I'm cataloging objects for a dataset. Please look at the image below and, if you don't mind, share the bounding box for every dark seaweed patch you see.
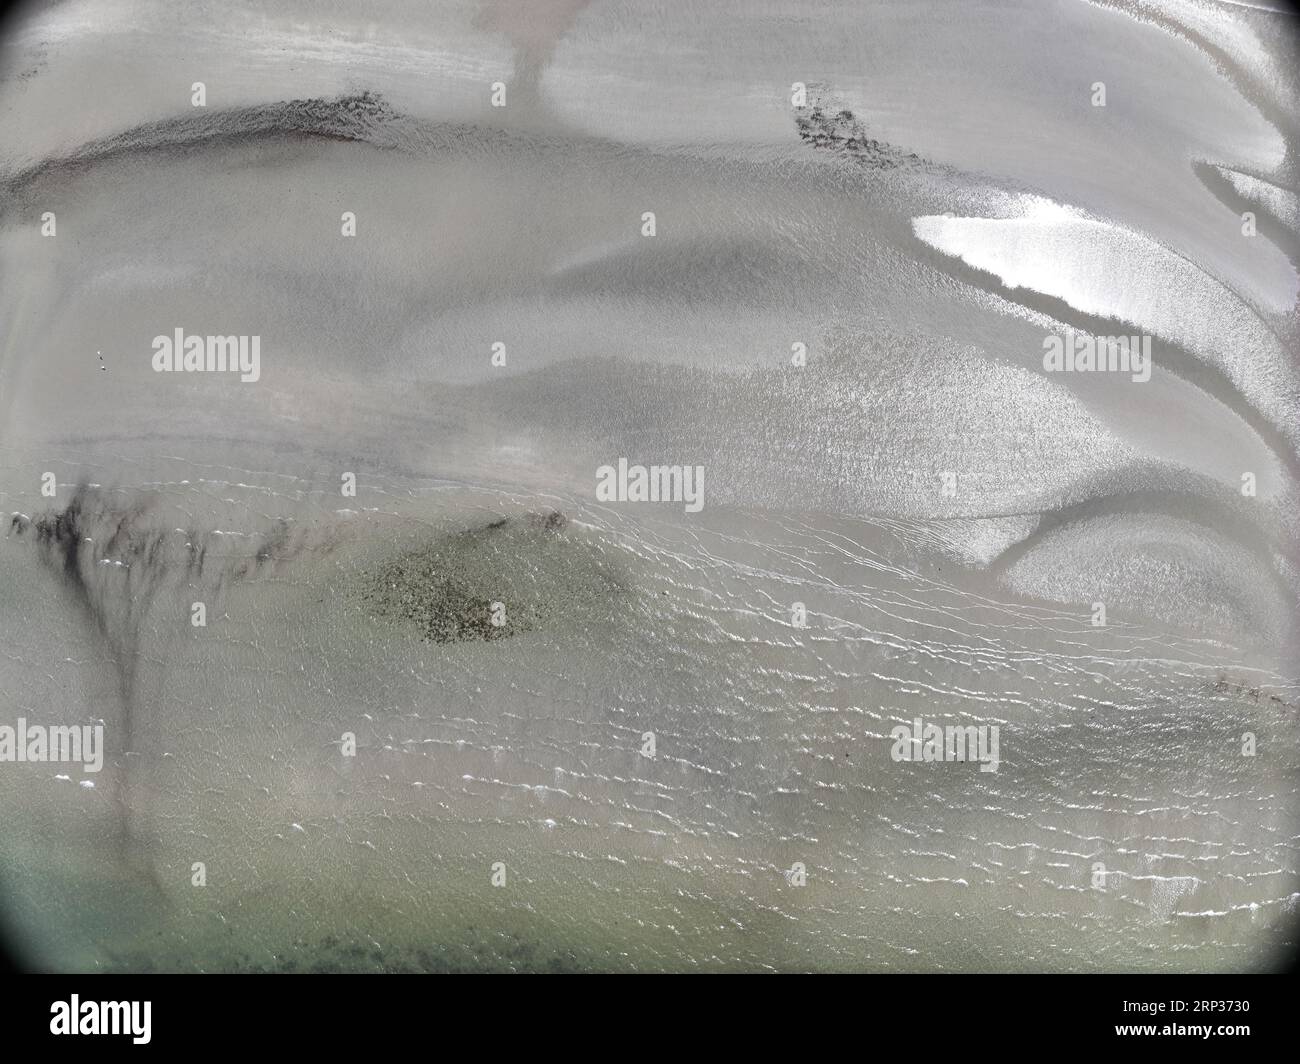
[0,91,402,212]
[358,509,625,646]
[795,90,923,171]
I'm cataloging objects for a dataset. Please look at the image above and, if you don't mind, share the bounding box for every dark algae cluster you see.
[795,90,924,171]
[359,509,628,645]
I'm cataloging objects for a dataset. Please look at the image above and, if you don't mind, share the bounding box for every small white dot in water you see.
[79,780,95,789]
[291,822,305,832]
[54,774,71,782]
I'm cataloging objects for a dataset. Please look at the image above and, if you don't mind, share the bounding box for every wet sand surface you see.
[0,0,1297,971]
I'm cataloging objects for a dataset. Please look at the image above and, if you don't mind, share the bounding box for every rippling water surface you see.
[0,0,1297,971]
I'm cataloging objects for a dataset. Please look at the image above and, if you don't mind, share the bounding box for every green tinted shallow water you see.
[0,475,1294,972]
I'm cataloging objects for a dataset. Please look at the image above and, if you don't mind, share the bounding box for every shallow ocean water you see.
[0,0,1297,971]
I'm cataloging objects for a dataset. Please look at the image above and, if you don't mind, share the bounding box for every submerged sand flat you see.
[0,0,1296,971]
